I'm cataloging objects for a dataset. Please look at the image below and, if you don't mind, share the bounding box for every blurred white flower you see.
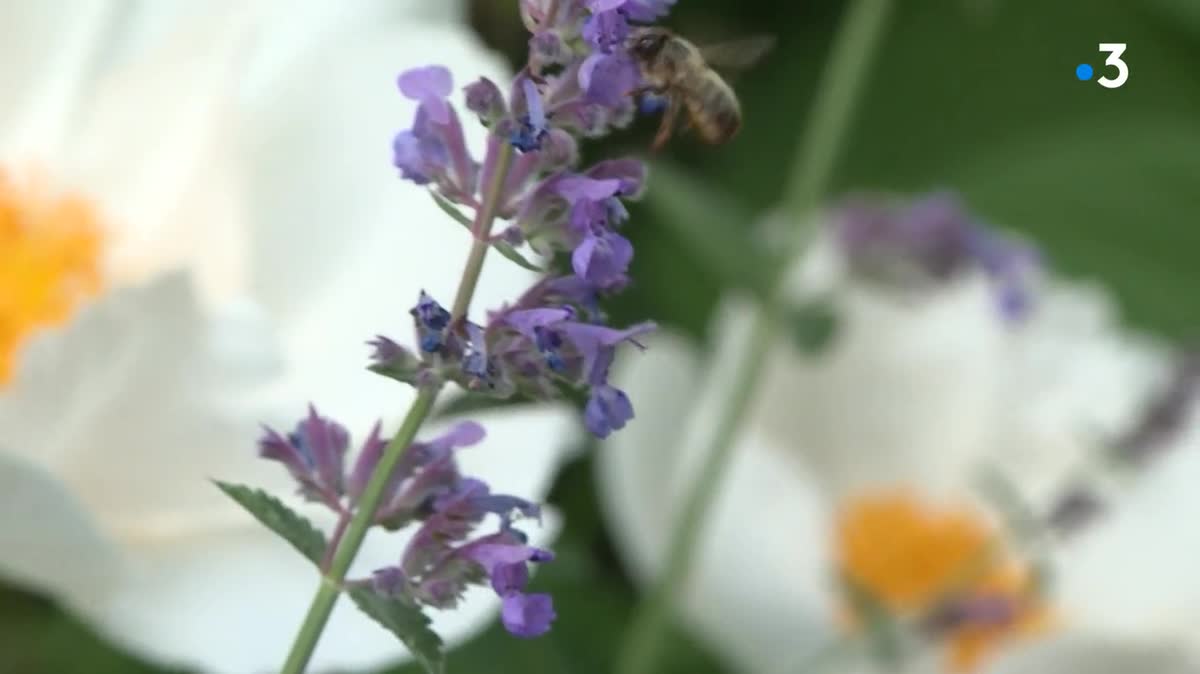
[0,2,574,673]
[598,217,1200,674]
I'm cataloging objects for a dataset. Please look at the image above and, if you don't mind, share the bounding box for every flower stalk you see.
[278,145,514,674]
[614,1,895,673]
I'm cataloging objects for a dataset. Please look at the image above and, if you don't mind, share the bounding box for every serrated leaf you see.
[214,481,326,565]
[431,191,548,272]
[349,587,445,674]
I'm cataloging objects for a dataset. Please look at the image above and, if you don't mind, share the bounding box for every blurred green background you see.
[3,0,1198,672]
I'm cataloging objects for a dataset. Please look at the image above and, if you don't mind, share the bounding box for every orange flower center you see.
[835,489,1052,673]
[0,169,106,385]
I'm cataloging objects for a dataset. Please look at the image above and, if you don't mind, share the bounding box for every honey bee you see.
[626,27,774,152]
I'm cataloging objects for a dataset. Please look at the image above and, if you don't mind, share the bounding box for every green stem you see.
[455,143,514,320]
[279,141,516,674]
[614,2,892,673]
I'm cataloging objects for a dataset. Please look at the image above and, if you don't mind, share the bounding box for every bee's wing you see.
[699,35,776,71]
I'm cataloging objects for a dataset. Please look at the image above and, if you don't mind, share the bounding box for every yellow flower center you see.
[0,169,105,385]
[835,489,1052,673]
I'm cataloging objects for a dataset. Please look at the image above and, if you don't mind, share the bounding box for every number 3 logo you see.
[1097,43,1129,88]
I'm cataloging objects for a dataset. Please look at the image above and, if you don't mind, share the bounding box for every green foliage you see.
[349,588,446,674]
[214,481,327,565]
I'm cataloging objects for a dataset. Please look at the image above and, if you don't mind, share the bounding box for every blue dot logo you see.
[1075,63,1094,81]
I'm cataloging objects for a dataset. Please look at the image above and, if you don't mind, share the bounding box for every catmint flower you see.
[257,406,351,507]
[369,475,555,637]
[579,52,642,107]
[509,79,550,152]
[464,77,507,126]
[583,9,630,53]
[412,290,452,353]
[530,31,572,74]
[597,0,679,22]
[393,66,478,201]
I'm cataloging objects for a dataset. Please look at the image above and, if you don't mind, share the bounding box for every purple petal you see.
[295,405,350,496]
[347,421,386,503]
[588,0,627,10]
[501,593,556,638]
[579,53,641,108]
[572,231,633,288]
[583,9,629,53]
[584,384,634,438]
[398,65,454,99]
[556,175,622,202]
[505,307,574,338]
[587,159,646,198]
[491,562,530,595]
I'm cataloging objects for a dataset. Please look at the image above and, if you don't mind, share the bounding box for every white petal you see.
[239,0,469,104]
[756,233,1169,508]
[0,2,117,157]
[757,256,1010,499]
[242,22,522,434]
[1055,421,1200,650]
[983,633,1200,674]
[0,450,122,605]
[981,281,1169,508]
[599,299,837,674]
[0,273,288,535]
[68,5,258,302]
[77,510,562,674]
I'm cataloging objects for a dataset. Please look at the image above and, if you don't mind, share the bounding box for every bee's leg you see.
[651,97,681,153]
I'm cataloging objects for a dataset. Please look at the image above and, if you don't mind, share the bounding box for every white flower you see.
[598,224,1200,674]
[0,3,574,673]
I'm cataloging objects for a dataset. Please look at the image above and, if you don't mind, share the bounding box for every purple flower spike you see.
[502,593,556,638]
[398,65,454,124]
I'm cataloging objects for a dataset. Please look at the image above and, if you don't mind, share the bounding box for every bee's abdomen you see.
[684,73,741,144]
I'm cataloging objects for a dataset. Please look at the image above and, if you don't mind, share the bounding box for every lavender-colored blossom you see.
[584,384,634,437]
[573,228,633,288]
[464,77,506,125]
[529,31,572,73]
[583,9,629,53]
[412,290,452,352]
[398,65,454,124]
[509,79,550,152]
[258,407,370,508]
[502,592,556,638]
[579,53,642,107]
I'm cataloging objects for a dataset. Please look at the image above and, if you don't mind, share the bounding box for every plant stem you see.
[454,143,513,319]
[614,2,893,673]
[279,141,516,674]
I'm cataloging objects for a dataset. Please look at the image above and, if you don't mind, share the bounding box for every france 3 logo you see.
[1075,43,1128,88]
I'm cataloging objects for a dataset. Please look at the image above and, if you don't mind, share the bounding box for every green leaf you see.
[430,191,473,227]
[491,239,549,272]
[787,299,840,355]
[214,481,326,565]
[349,587,445,674]
[643,160,775,298]
[431,191,548,272]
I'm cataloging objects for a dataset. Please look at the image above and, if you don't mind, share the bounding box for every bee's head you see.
[626,27,670,62]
